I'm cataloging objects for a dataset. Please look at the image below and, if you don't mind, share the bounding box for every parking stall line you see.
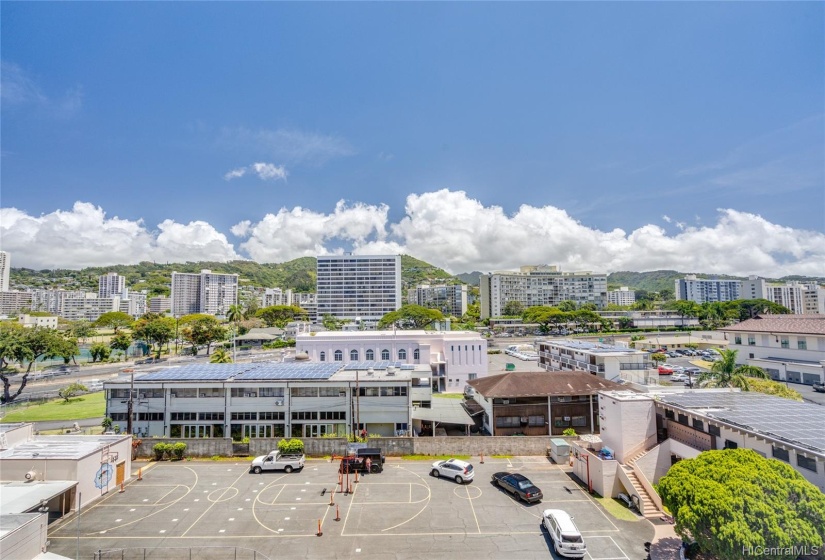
[181,469,248,537]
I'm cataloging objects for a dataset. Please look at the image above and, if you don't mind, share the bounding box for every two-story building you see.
[537,339,651,383]
[720,315,825,385]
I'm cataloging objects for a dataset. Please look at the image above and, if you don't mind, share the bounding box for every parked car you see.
[669,372,689,382]
[250,451,305,474]
[542,509,586,558]
[658,364,674,374]
[491,472,543,503]
[431,458,474,484]
[684,367,701,375]
[812,382,825,393]
[666,351,680,358]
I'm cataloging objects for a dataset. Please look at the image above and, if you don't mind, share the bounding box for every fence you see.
[94,548,271,560]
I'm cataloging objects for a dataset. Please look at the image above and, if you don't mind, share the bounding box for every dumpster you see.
[505,362,516,371]
[549,438,571,464]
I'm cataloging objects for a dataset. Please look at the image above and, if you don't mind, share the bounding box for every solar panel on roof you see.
[343,361,403,370]
[234,362,342,380]
[136,363,257,381]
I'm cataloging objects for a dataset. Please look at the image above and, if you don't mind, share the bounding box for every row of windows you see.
[291,387,346,398]
[359,387,408,397]
[231,411,285,421]
[496,415,547,428]
[319,349,420,362]
[735,335,807,350]
[231,388,285,398]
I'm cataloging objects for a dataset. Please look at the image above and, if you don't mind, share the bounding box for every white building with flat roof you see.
[480,266,608,319]
[171,270,238,317]
[0,251,10,292]
[537,339,651,384]
[409,284,468,318]
[607,286,635,306]
[675,275,741,304]
[98,272,125,299]
[296,330,488,393]
[316,255,401,326]
[0,291,32,315]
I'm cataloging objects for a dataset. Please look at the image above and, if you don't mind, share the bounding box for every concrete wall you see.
[137,436,561,458]
[0,513,47,559]
[1,423,34,448]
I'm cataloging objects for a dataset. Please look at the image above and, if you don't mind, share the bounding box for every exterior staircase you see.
[622,450,663,519]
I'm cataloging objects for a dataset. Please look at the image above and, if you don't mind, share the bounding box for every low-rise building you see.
[17,314,58,329]
[537,339,650,383]
[720,314,825,385]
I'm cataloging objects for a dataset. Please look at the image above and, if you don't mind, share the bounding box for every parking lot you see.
[48,457,654,560]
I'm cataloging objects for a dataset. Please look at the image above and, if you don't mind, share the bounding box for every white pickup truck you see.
[250,451,305,474]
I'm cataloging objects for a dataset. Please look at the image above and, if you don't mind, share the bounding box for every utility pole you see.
[355,368,360,437]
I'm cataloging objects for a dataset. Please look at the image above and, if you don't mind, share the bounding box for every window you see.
[395,422,408,431]
[319,387,345,397]
[496,416,520,428]
[171,388,197,398]
[231,388,257,397]
[678,414,689,425]
[571,416,586,427]
[334,350,343,362]
[291,411,318,420]
[772,447,790,462]
[350,350,359,361]
[664,409,675,420]
[138,388,164,399]
[259,387,284,398]
[199,388,224,398]
[199,412,224,421]
[359,387,380,397]
[171,412,196,421]
[780,338,789,349]
[138,412,164,421]
[798,338,807,350]
[320,352,326,362]
[380,386,408,397]
[797,455,817,472]
[319,411,346,420]
[291,387,318,398]
[734,335,742,345]
[692,419,704,432]
[398,349,407,360]
[231,412,257,421]
[724,440,738,450]
[110,389,130,399]
[528,415,546,427]
[366,349,375,360]
[747,336,756,346]
[259,411,284,421]
[110,413,130,422]
[468,373,477,380]
[553,417,570,428]
[413,349,420,360]
[708,425,721,437]
[381,349,390,360]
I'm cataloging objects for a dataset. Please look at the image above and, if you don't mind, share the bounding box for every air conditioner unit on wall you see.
[274,400,284,406]
[502,400,510,405]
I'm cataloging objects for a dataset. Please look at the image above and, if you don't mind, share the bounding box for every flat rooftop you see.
[0,481,78,515]
[0,423,29,434]
[540,339,644,355]
[656,392,825,455]
[0,435,128,460]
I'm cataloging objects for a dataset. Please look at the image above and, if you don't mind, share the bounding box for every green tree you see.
[109,331,132,358]
[131,313,175,359]
[93,311,134,333]
[572,309,602,332]
[523,306,570,334]
[58,382,88,402]
[0,326,74,403]
[69,320,95,343]
[322,314,345,331]
[650,353,667,365]
[180,316,226,356]
[89,342,111,362]
[658,449,825,560]
[256,305,307,328]
[617,316,634,329]
[734,299,790,321]
[697,349,768,390]
[377,305,444,330]
[101,417,113,430]
[502,300,524,316]
[209,347,232,363]
[557,300,577,312]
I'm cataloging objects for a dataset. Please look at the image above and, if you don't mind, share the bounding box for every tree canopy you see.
[697,349,769,390]
[93,311,134,332]
[256,305,307,328]
[0,324,76,402]
[658,449,825,560]
[377,305,444,330]
[131,313,175,358]
[180,315,226,355]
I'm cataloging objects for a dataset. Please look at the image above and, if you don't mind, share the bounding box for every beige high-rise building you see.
[0,251,10,292]
[171,270,238,317]
[98,272,126,298]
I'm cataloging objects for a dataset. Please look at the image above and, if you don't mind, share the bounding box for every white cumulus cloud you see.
[0,202,239,269]
[224,162,287,181]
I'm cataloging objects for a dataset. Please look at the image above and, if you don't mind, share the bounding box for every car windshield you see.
[561,534,583,543]
[518,481,533,489]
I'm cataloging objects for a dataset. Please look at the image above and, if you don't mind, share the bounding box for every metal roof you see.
[0,435,128,460]
[234,363,342,380]
[412,398,475,426]
[541,339,642,355]
[656,392,825,455]
[0,481,78,515]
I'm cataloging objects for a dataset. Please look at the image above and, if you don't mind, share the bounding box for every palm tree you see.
[209,348,232,363]
[696,349,768,390]
[226,304,243,362]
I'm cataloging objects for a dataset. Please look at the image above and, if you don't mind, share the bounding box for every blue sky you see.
[1,2,823,276]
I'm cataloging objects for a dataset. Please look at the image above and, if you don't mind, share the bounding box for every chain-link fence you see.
[94,547,271,560]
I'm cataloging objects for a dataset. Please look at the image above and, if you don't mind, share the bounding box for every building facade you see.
[537,339,650,384]
[104,361,429,439]
[149,296,172,314]
[98,272,126,299]
[607,286,636,306]
[296,330,487,394]
[409,284,468,318]
[480,266,608,319]
[171,270,238,317]
[675,275,742,304]
[743,276,824,314]
[315,255,401,326]
[18,314,58,329]
[0,251,9,292]
[0,291,32,316]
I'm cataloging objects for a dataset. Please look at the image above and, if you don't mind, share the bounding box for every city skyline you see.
[1,2,823,275]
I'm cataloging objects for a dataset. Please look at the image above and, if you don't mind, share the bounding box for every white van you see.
[542,509,586,558]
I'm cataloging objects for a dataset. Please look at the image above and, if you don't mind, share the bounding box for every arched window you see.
[398,349,407,360]
[381,349,390,360]
[350,349,359,361]
[366,349,375,361]
[334,350,343,362]
[319,351,326,362]
[413,349,420,360]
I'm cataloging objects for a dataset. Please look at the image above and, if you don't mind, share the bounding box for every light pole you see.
[174,315,179,357]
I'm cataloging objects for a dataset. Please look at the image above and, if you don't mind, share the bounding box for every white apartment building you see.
[720,315,825,385]
[98,272,126,298]
[316,255,401,326]
[675,275,742,304]
[409,284,468,318]
[607,286,636,306]
[537,339,651,384]
[119,289,147,318]
[296,330,488,394]
[0,291,32,315]
[149,296,172,314]
[104,361,430,438]
[479,266,608,319]
[59,294,121,322]
[171,269,238,317]
[18,314,58,329]
[260,289,317,321]
[29,289,86,315]
[0,251,10,292]
[743,276,824,314]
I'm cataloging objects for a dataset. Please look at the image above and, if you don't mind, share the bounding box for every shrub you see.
[562,428,578,437]
[277,438,304,454]
[101,417,113,430]
[153,442,169,461]
[171,442,186,460]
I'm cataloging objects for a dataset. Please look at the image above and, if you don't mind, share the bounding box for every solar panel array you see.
[660,392,825,453]
[343,361,403,370]
[137,364,255,381]
[234,362,342,380]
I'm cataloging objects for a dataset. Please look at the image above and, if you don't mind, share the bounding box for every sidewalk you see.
[648,518,683,560]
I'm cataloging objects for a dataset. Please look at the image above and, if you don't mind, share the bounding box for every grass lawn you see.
[433,393,464,399]
[1,392,105,422]
[593,495,642,522]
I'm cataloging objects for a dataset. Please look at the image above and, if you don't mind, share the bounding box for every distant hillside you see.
[606,271,682,293]
[456,271,482,286]
[9,254,461,297]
